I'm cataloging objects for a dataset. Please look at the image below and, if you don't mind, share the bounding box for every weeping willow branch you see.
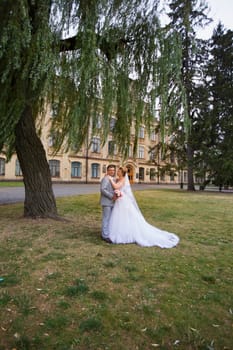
[59,32,129,63]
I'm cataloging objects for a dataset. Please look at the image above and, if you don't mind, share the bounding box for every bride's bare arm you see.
[108,176,124,189]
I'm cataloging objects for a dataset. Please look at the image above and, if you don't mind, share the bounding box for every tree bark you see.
[186,142,195,191]
[15,105,58,218]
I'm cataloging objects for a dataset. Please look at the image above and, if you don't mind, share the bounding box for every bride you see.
[107,166,179,248]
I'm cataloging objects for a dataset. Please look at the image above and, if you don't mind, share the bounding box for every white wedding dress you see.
[108,175,179,248]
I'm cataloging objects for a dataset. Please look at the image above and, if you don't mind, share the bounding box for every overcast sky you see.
[198,0,233,39]
[159,0,233,39]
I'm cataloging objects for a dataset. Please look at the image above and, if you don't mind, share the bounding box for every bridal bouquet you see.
[114,189,123,198]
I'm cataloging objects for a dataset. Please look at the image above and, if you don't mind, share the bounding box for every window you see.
[149,150,155,161]
[91,137,101,153]
[0,158,5,175]
[71,162,82,177]
[139,126,145,139]
[170,171,175,181]
[109,118,116,131]
[170,151,175,164]
[92,115,102,129]
[138,146,144,159]
[15,159,23,176]
[128,144,133,158]
[48,136,54,147]
[91,163,100,178]
[160,172,165,181]
[108,141,117,155]
[150,130,156,141]
[71,143,82,153]
[183,171,187,183]
[96,115,102,129]
[49,160,60,177]
[150,168,156,180]
[139,167,144,181]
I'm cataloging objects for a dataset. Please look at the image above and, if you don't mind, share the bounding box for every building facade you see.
[0,108,186,184]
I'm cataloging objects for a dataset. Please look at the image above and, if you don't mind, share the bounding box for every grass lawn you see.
[0,181,24,187]
[0,189,232,350]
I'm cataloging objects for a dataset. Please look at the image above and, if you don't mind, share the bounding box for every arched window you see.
[71,162,82,177]
[15,159,23,176]
[0,158,5,176]
[91,163,100,178]
[49,160,60,177]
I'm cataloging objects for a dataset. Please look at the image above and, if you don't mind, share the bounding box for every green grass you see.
[0,181,24,187]
[0,189,232,350]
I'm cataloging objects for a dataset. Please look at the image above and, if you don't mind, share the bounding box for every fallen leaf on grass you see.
[190,327,198,332]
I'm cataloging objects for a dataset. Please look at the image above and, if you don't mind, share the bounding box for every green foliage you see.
[79,317,102,332]
[90,290,108,301]
[44,315,69,330]
[0,0,55,158]
[13,293,34,316]
[0,0,185,160]
[186,24,233,188]
[162,0,213,189]
[0,291,11,306]
[166,0,212,128]
[14,335,31,350]
[207,24,233,186]
[64,278,89,297]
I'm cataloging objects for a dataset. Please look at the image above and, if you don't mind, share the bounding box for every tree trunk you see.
[186,142,195,191]
[15,105,58,218]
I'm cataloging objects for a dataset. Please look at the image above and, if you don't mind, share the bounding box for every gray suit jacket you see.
[100,176,115,206]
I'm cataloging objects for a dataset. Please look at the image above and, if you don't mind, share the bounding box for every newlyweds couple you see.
[100,164,179,248]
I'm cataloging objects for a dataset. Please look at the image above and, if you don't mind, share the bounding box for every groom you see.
[100,164,117,243]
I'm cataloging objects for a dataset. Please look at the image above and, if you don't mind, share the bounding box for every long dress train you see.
[108,175,179,248]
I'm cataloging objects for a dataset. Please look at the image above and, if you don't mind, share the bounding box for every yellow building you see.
[0,107,184,184]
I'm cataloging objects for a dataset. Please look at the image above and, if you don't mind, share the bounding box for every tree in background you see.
[205,24,233,188]
[166,0,212,190]
[0,0,183,218]
[185,23,233,190]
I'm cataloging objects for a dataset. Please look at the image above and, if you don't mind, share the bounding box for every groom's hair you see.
[107,164,115,170]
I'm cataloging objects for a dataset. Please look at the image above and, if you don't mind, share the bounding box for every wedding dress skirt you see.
[108,190,179,248]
